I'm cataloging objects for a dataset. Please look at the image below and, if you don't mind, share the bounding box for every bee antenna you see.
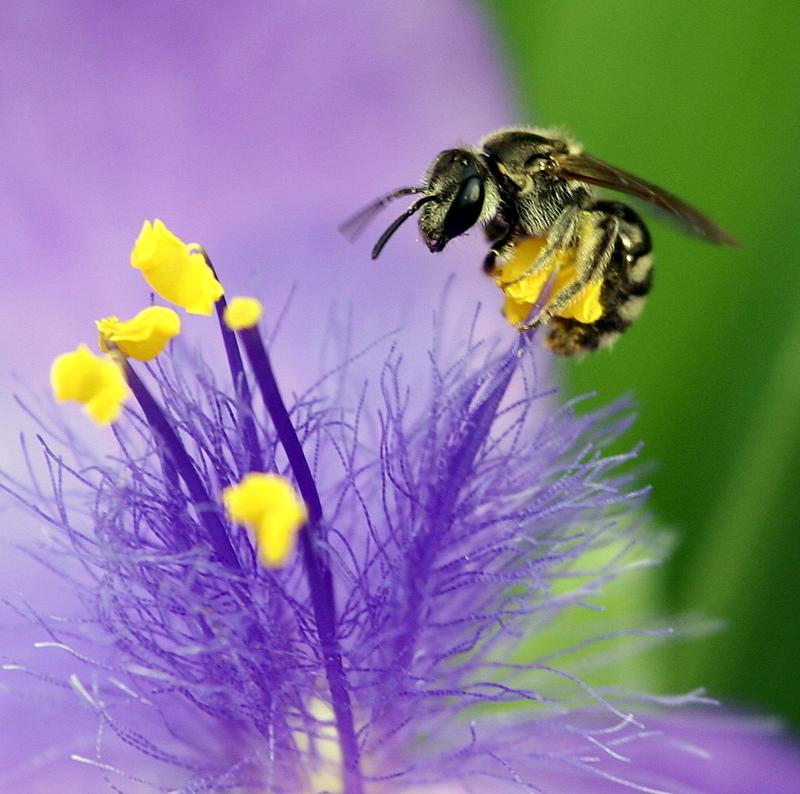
[339,186,423,241]
[371,195,439,260]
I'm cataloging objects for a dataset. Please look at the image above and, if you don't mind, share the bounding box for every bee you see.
[341,127,735,355]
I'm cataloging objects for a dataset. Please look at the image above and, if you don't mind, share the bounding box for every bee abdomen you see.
[546,204,653,356]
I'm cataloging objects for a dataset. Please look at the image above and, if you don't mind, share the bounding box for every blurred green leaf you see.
[485,0,800,728]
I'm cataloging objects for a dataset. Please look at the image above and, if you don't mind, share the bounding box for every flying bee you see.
[341,127,736,355]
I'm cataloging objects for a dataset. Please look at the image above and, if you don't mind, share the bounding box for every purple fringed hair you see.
[2,288,718,792]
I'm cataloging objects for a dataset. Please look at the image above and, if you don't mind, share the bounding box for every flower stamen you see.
[96,305,181,361]
[50,344,130,425]
[223,472,307,568]
[130,219,223,315]
[203,255,262,472]
[231,310,363,793]
[120,358,242,572]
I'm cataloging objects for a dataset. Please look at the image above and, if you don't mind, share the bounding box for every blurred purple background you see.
[0,0,513,402]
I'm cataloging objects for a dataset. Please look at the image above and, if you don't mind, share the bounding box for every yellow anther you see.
[223,297,263,330]
[222,473,307,568]
[97,306,181,361]
[50,344,129,425]
[130,219,223,316]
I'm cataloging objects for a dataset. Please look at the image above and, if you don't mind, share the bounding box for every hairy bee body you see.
[343,127,733,355]
[545,201,653,355]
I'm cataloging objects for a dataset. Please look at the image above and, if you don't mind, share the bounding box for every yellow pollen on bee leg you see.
[495,238,603,326]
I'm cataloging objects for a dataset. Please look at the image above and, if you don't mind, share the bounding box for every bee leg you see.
[483,222,519,274]
[484,214,509,243]
[519,212,619,330]
[504,205,582,287]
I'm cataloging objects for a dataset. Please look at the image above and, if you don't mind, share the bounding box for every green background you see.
[485,1,800,731]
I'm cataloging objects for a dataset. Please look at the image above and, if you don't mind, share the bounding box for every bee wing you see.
[553,152,737,246]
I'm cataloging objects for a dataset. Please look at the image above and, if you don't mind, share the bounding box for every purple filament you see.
[204,254,262,473]
[122,359,241,572]
[238,324,363,793]
[121,354,287,732]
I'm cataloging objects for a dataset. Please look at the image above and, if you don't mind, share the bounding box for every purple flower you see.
[4,245,800,791]
[0,275,666,790]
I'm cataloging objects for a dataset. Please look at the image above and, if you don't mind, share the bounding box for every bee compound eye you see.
[442,174,485,239]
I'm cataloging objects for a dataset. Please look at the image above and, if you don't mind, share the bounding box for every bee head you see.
[418,150,487,253]
[352,149,493,260]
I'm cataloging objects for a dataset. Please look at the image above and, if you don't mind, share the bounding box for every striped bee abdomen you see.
[546,201,653,356]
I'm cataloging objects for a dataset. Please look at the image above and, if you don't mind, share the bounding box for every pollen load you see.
[495,208,653,357]
[496,238,602,326]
